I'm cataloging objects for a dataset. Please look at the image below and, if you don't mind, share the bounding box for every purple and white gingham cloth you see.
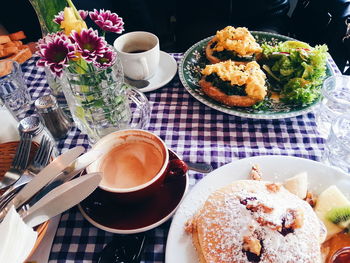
[20,53,336,262]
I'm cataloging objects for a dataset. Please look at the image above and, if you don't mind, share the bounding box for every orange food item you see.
[0,35,11,45]
[0,31,32,63]
[9,31,26,41]
[19,44,29,50]
[0,60,12,77]
[8,47,32,64]
[3,46,18,56]
[4,41,23,48]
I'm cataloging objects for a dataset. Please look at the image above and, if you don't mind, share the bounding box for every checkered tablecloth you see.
[20,53,339,263]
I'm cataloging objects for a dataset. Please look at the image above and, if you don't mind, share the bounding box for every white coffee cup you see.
[113,31,160,80]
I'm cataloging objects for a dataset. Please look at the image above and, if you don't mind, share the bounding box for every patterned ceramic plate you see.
[179,31,336,119]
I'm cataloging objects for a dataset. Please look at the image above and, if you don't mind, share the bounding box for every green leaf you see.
[29,0,67,34]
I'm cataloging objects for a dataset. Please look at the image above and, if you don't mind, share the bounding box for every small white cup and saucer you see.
[113,31,177,92]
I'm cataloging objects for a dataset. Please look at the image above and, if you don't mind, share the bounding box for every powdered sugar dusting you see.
[190,180,323,262]
[166,156,349,263]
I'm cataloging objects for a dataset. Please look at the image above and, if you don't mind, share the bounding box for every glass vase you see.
[62,57,150,143]
[28,0,66,36]
[44,67,72,121]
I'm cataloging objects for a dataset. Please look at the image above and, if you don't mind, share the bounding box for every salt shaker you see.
[18,115,58,157]
[35,95,71,140]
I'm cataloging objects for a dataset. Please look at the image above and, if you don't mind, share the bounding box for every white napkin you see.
[26,215,61,263]
[0,106,19,143]
[0,206,38,263]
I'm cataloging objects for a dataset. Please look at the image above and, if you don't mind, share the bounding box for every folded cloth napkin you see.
[0,106,19,143]
[0,206,37,263]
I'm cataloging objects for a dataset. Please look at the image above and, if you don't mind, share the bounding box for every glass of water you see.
[322,113,350,174]
[315,75,350,137]
[0,60,31,117]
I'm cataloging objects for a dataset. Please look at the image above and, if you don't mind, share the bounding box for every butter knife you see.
[0,146,85,220]
[28,150,103,205]
[21,172,102,228]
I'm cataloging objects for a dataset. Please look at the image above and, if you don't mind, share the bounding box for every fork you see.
[0,135,53,209]
[0,132,33,190]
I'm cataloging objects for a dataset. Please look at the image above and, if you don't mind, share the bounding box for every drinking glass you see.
[322,113,350,174]
[0,60,31,117]
[315,75,350,137]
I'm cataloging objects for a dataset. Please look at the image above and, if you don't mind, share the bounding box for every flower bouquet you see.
[35,0,139,142]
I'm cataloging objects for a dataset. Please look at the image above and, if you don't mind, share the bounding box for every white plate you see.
[139,51,177,92]
[165,155,349,263]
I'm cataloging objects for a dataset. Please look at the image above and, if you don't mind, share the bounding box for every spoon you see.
[98,234,146,263]
[124,76,150,89]
[186,161,213,173]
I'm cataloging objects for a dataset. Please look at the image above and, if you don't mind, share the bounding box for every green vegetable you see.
[262,41,328,106]
[212,50,254,62]
[281,78,319,105]
[205,73,246,96]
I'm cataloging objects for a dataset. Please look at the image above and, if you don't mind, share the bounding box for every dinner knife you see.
[28,150,103,205]
[21,172,102,228]
[0,146,85,220]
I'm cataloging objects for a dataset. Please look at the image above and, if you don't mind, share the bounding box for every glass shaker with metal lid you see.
[35,95,71,140]
[18,115,58,156]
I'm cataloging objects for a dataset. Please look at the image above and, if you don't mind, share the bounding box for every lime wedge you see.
[281,41,312,50]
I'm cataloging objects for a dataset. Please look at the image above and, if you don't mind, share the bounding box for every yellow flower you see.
[60,7,87,35]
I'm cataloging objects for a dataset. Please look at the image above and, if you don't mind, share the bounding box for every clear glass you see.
[329,246,350,263]
[0,60,31,118]
[61,57,150,143]
[28,0,66,36]
[322,113,350,174]
[44,67,72,121]
[315,75,350,137]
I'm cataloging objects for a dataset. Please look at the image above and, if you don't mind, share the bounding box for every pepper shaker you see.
[35,95,71,140]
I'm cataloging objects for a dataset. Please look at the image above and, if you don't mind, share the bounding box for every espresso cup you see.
[87,129,187,203]
[113,31,160,80]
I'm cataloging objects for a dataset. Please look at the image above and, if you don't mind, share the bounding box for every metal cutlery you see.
[124,76,150,89]
[0,135,53,209]
[0,132,32,190]
[98,234,147,263]
[28,150,103,205]
[0,146,85,220]
[21,172,102,228]
[186,161,213,173]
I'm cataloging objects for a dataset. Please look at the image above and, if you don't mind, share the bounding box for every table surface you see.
[20,53,340,263]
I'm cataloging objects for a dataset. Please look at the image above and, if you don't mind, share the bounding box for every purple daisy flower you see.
[53,10,88,25]
[37,32,65,48]
[36,34,76,77]
[53,11,64,25]
[70,28,108,62]
[89,9,124,33]
[93,48,117,69]
[78,10,89,20]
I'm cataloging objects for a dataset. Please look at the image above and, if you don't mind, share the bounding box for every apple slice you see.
[284,172,308,199]
[315,185,350,239]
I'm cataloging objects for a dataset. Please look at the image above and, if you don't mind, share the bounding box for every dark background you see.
[1,0,350,72]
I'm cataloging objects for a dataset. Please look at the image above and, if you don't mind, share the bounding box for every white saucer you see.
[139,51,177,93]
